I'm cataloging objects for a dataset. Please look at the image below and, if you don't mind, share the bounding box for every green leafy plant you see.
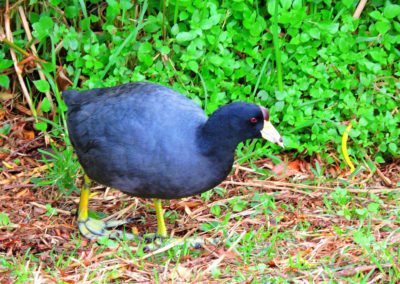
[0,212,10,226]
[45,204,58,217]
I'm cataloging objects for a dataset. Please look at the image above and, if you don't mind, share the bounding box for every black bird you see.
[63,82,283,239]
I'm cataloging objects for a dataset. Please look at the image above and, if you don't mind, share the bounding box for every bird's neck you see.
[197,119,240,158]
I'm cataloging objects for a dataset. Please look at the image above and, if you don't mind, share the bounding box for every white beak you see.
[261,121,284,148]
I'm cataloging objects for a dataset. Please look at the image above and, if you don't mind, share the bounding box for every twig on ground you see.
[222,180,399,194]
[335,263,394,277]
[365,154,393,187]
[103,201,138,221]
[30,202,72,215]
[4,0,36,118]
[232,164,265,175]
[375,166,393,187]
[222,180,316,196]
[353,0,368,19]
[140,238,191,260]
[18,6,54,112]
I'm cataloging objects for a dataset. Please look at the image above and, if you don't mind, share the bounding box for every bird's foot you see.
[141,233,167,250]
[78,217,138,240]
[184,236,221,249]
[143,232,167,242]
[142,235,221,252]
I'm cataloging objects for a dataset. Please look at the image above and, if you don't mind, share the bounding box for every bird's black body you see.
[64,82,265,199]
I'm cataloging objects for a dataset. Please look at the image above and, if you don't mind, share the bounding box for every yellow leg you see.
[77,175,137,240]
[78,175,91,221]
[154,199,167,237]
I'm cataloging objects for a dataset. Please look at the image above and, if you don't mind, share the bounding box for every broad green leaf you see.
[171,24,179,35]
[383,3,400,19]
[274,101,285,111]
[176,31,197,42]
[32,16,54,41]
[49,0,61,4]
[35,121,48,131]
[341,0,354,8]
[210,205,221,216]
[138,42,154,66]
[187,61,198,72]
[389,143,397,153]
[65,6,79,19]
[120,0,133,10]
[367,203,380,213]
[308,28,320,39]
[40,97,52,113]
[326,23,339,34]
[0,213,10,226]
[138,42,153,54]
[144,17,160,33]
[201,14,221,30]
[0,75,10,89]
[0,59,13,70]
[34,80,50,93]
[0,124,11,135]
[375,20,391,34]
[369,11,382,20]
[159,46,170,55]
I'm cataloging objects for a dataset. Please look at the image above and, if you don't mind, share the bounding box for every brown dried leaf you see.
[15,188,30,198]
[272,160,303,177]
[56,68,73,91]
[0,92,16,101]
[171,200,203,210]
[288,160,301,171]
[22,129,35,140]
[15,104,32,116]
[215,248,240,260]
[272,163,285,175]
[267,260,277,267]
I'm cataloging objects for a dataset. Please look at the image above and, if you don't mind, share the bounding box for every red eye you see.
[250,117,258,124]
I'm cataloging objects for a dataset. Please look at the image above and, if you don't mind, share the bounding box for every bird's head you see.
[205,102,284,148]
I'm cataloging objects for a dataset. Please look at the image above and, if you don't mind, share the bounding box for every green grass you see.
[1,0,399,282]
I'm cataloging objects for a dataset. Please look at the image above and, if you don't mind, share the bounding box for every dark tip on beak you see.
[260,106,269,121]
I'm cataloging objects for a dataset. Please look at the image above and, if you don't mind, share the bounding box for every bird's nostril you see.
[279,137,283,142]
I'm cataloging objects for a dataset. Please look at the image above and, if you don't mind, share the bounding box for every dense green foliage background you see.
[1,0,399,165]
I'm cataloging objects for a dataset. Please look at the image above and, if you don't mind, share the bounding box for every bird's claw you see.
[143,236,221,252]
[78,217,137,240]
[143,233,166,242]
[78,217,221,253]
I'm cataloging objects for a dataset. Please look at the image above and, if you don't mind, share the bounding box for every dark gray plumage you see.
[64,82,270,199]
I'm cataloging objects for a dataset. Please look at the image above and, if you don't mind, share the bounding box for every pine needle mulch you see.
[1,106,400,283]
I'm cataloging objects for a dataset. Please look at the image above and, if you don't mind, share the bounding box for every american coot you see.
[64,82,283,239]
